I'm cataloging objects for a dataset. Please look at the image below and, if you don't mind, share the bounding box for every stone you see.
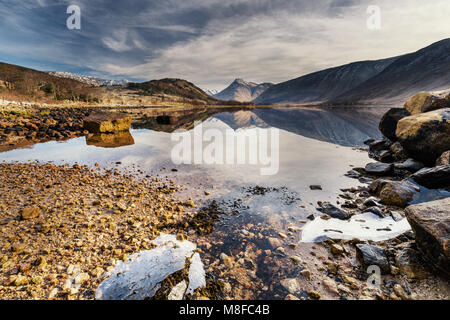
[184,200,195,208]
[20,206,40,220]
[390,142,408,160]
[394,158,424,172]
[316,202,351,220]
[322,277,339,295]
[285,294,300,300]
[393,284,409,300]
[278,232,288,239]
[369,140,390,152]
[83,112,132,133]
[330,244,344,256]
[378,180,418,208]
[379,108,410,141]
[307,290,321,299]
[290,256,303,265]
[436,150,450,166]
[395,243,431,279]
[280,278,300,294]
[369,179,389,195]
[396,108,450,165]
[267,237,283,249]
[410,165,450,188]
[326,261,339,274]
[390,211,405,222]
[355,244,390,274]
[309,185,322,190]
[365,162,393,176]
[363,197,380,207]
[405,198,450,276]
[168,280,187,300]
[404,91,449,115]
[300,269,311,280]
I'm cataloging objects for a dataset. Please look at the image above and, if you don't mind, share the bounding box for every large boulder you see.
[379,108,410,141]
[404,91,449,115]
[395,108,450,165]
[410,165,450,188]
[83,112,132,133]
[405,198,450,277]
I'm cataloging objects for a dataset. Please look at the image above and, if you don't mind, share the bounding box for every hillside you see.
[333,38,450,104]
[127,78,219,104]
[254,58,398,105]
[0,62,99,103]
[255,39,450,105]
[215,79,273,102]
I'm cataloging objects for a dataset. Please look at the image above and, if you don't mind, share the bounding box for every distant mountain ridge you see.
[47,71,129,87]
[255,38,450,105]
[214,79,273,102]
[333,38,450,104]
[127,78,219,103]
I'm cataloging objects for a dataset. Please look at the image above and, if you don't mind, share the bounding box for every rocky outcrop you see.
[379,108,410,141]
[404,91,449,115]
[411,165,450,188]
[395,108,450,165]
[83,112,132,133]
[405,198,450,277]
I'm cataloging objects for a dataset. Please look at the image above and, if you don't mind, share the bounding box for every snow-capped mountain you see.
[47,71,129,87]
[214,79,273,102]
[204,89,219,97]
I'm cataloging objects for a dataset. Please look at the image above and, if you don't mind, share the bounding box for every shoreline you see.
[0,161,448,300]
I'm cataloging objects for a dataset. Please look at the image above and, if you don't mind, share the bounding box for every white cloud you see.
[96,0,450,90]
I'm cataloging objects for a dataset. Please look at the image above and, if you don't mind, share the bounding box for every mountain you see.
[0,62,99,102]
[333,38,450,104]
[127,78,219,103]
[254,58,398,105]
[214,79,273,102]
[47,71,129,87]
[255,38,450,105]
[204,89,218,97]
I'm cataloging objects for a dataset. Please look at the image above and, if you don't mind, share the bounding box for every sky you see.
[0,0,449,91]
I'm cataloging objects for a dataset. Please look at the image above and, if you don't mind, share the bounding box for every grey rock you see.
[411,165,450,188]
[356,244,390,274]
[316,202,351,220]
[365,162,393,176]
[394,158,424,172]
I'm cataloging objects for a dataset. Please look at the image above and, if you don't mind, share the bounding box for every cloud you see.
[0,0,449,89]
